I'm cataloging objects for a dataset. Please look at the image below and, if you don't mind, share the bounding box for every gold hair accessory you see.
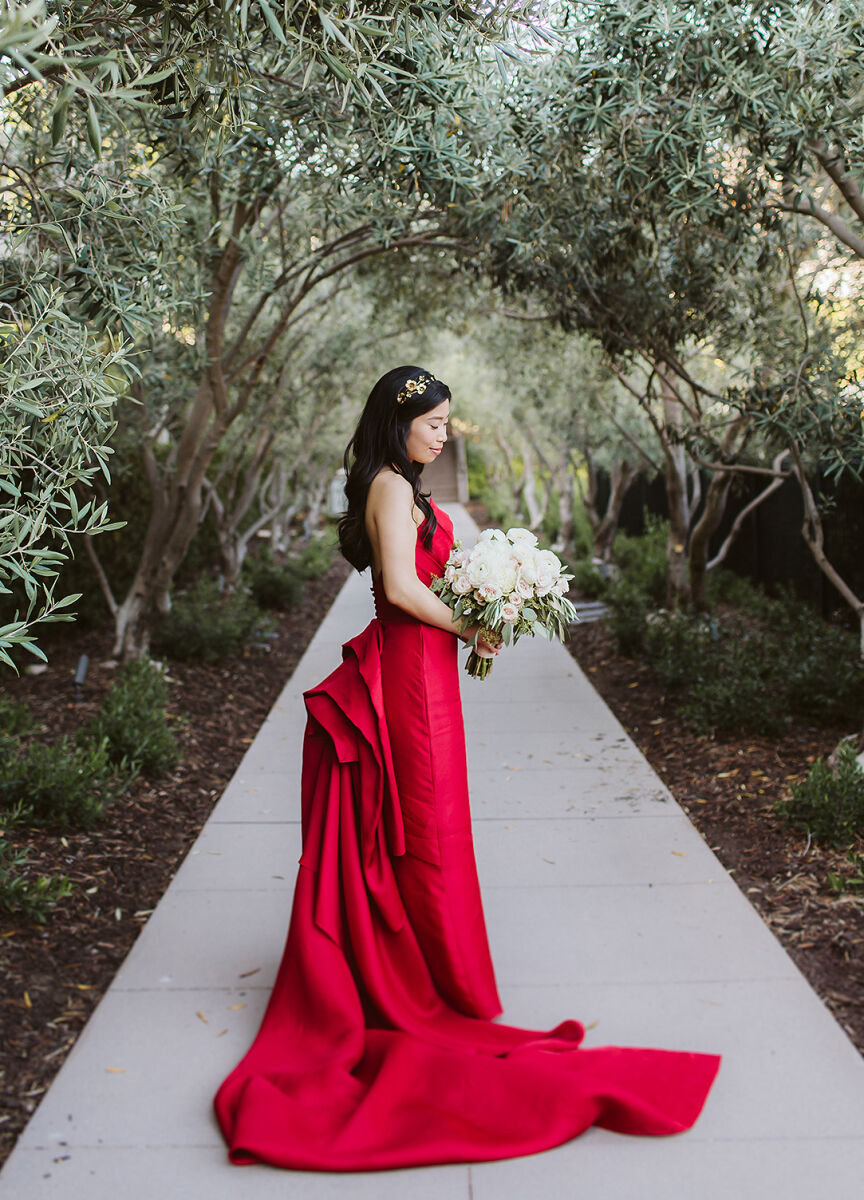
[396,373,437,405]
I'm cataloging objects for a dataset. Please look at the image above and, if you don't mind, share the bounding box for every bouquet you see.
[431,527,579,679]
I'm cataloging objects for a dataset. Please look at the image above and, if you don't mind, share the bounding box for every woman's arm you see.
[368,473,498,652]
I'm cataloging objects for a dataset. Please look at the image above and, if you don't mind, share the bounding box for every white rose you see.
[501,602,519,623]
[535,566,555,591]
[554,577,569,596]
[516,577,534,599]
[506,527,538,547]
[507,592,523,607]
[452,574,472,595]
[518,558,538,586]
[444,564,457,583]
[478,582,502,603]
[537,548,562,573]
[477,528,506,543]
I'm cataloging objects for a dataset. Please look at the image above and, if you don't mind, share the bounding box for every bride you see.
[214,366,719,1172]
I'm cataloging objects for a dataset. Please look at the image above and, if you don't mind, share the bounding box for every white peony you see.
[490,556,517,594]
[477,528,506,543]
[466,556,492,586]
[506,527,538,547]
[500,601,520,623]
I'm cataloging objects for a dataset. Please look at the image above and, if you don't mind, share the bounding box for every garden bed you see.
[0,557,350,1166]
[567,618,864,1056]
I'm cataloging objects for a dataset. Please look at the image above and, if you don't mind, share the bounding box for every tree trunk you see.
[660,389,691,607]
[554,463,575,553]
[592,458,637,562]
[789,442,864,663]
[519,439,546,529]
[688,469,733,610]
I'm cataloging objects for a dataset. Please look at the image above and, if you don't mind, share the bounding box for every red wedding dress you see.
[214,500,720,1172]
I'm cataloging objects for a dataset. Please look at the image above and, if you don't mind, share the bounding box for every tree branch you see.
[707,450,789,571]
[773,193,864,261]
[809,140,864,225]
[83,535,118,617]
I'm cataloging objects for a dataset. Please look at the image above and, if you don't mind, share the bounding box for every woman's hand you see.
[462,625,502,658]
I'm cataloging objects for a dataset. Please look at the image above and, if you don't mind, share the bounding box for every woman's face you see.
[405,399,449,464]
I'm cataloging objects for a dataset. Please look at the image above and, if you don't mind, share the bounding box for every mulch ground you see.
[566,618,864,1056]
[0,557,350,1166]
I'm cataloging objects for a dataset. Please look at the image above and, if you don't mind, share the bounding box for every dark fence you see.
[603,469,864,618]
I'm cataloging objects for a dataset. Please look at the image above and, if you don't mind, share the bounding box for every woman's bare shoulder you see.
[367,469,413,512]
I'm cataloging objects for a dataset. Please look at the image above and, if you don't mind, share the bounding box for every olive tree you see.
[2,0,550,661]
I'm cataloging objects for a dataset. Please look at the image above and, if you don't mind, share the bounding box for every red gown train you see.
[214,500,720,1171]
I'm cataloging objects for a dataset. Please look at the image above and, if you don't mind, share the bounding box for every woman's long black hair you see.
[338,365,451,572]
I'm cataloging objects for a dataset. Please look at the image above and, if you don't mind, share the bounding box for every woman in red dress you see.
[214,367,720,1172]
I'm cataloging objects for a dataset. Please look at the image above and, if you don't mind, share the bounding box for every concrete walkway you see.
[2,503,864,1198]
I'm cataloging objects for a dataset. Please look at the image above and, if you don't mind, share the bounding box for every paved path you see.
[3,504,864,1197]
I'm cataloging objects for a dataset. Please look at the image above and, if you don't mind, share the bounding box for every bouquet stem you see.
[466,650,495,680]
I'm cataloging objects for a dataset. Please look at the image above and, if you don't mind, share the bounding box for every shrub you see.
[570,559,610,600]
[643,609,710,691]
[775,743,864,847]
[0,734,118,830]
[827,849,864,895]
[90,660,179,775]
[641,609,789,735]
[152,577,271,662]
[679,635,788,736]
[706,568,773,618]
[614,515,668,604]
[294,528,339,580]
[605,577,649,656]
[243,550,304,610]
[0,841,73,923]
[767,597,864,726]
[0,696,34,738]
